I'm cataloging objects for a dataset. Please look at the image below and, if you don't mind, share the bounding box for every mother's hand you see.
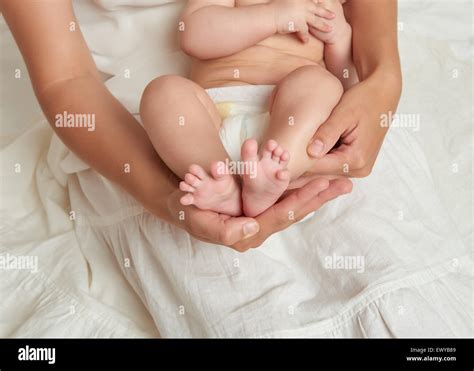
[305,69,402,177]
[165,178,352,252]
[303,0,402,178]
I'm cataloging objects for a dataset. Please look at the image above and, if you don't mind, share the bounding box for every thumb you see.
[307,111,347,158]
[221,217,260,247]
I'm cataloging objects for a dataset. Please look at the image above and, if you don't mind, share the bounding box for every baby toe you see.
[180,193,194,206]
[184,173,202,188]
[241,139,259,162]
[262,139,278,159]
[211,161,228,179]
[189,164,208,180]
[180,181,195,193]
[276,169,290,181]
[280,150,290,165]
[272,145,284,161]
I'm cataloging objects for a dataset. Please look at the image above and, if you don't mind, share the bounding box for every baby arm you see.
[180,0,335,60]
[310,0,359,90]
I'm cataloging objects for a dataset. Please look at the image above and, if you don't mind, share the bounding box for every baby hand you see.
[270,0,335,43]
[309,0,351,45]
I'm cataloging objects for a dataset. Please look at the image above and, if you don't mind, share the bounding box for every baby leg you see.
[264,65,343,180]
[241,66,342,216]
[140,75,241,216]
[241,66,343,217]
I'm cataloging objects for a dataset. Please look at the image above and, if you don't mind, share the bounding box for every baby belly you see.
[190,45,325,88]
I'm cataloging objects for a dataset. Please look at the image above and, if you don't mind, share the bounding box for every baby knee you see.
[319,69,344,105]
[140,75,194,132]
[282,65,343,102]
[140,75,190,114]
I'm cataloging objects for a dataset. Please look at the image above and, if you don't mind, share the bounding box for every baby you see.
[140,0,358,217]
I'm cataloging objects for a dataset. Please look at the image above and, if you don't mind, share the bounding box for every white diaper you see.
[206,85,275,162]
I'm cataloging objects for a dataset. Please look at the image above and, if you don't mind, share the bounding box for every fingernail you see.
[243,222,259,237]
[309,140,324,156]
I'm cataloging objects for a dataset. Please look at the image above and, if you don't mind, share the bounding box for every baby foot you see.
[241,139,290,217]
[180,163,242,216]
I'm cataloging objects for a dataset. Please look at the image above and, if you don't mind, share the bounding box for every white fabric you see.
[0,0,472,338]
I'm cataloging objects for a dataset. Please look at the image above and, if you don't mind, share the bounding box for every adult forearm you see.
[346,0,402,84]
[37,75,176,220]
[1,0,177,223]
[180,4,276,59]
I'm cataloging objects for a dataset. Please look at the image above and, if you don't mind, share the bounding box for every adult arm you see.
[1,0,177,218]
[304,0,402,178]
[1,0,352,251]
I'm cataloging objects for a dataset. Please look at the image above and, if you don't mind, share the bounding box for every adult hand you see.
[305,70,402,177]
[166,178,352,252]
[303,0,402,178]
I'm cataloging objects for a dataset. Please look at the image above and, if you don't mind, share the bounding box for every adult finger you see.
[268,177,332,226]
[168,191,260,249]
[276,178,352,223]
[186,208,260,250]
[287,173,342,190]
[299,178,352,218]
[233,178,331,250]
[306,140,374,177]
[307,104,355,159]
[310,153,346,175]
[234,178,352,250]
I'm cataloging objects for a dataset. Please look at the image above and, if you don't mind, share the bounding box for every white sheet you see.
[0,0,472,338]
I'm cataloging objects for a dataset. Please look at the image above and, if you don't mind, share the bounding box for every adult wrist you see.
[354,46,402,81]
[369,64,403,103]
[128,166,178,222]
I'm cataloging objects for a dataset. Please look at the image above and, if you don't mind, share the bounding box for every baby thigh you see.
[265,65,343,179]
[140,75,226,179]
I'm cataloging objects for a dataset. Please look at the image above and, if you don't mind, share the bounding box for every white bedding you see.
[0,0,472,338]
